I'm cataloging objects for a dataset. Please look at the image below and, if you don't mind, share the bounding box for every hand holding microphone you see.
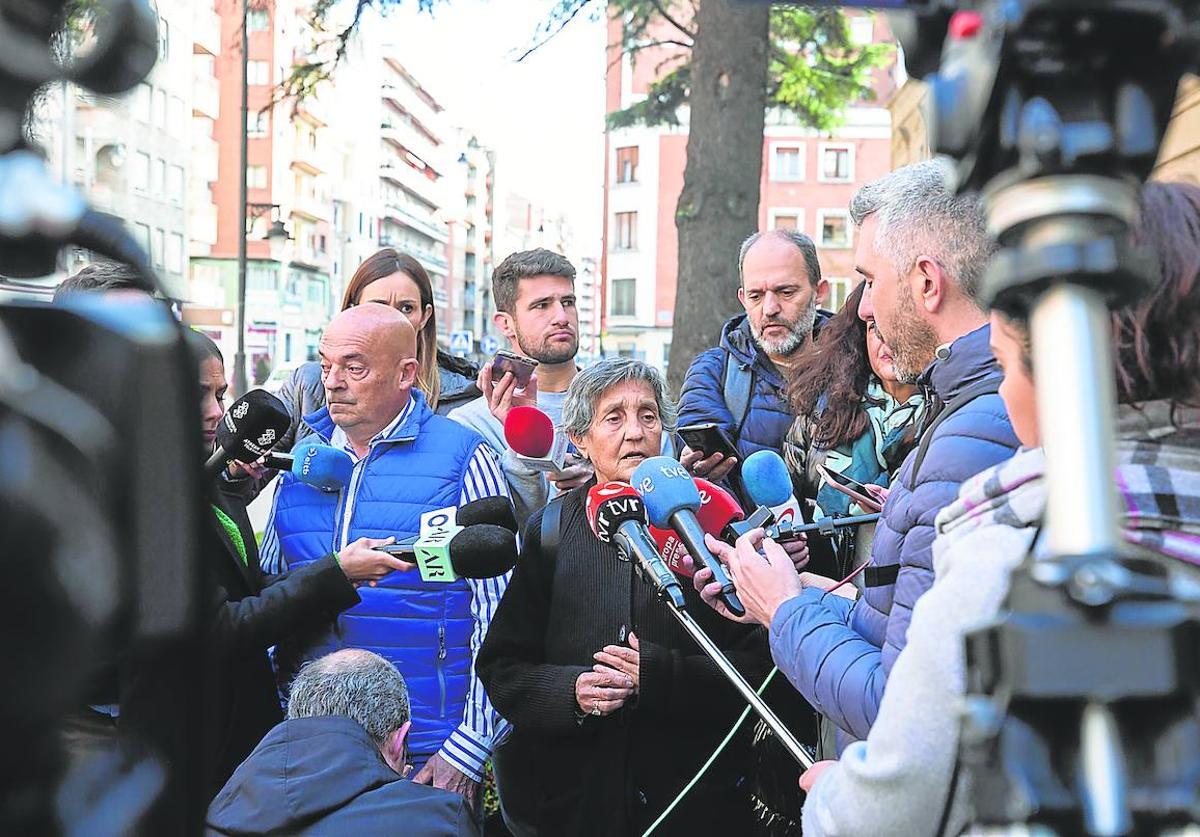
[337,536,412,583]
[701,528,804,627]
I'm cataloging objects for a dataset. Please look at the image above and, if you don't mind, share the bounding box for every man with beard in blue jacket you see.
[677,230,830,510]
[207,649,477,836]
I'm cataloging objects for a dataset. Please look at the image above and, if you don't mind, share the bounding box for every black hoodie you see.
[206,716,477,836]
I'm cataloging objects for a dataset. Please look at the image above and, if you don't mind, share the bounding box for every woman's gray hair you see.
[287,650,410,746]
[561,357,677,438]
[848,159,993,305]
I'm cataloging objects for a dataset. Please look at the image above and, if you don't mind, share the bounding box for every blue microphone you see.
[741,450,804,525]
[632,456,745,617]
[264,440,354,492]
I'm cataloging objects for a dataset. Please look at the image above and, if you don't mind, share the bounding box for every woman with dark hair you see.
[784,281,923,578]
[274,248,479,453]
[738,181,1200,835]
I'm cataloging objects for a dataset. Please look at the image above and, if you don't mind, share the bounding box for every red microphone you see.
[504,405,570,471]
[586,482,685,606]
[650,478,744,577]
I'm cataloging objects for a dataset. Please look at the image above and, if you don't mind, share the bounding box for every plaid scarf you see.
[935,401,1200,568]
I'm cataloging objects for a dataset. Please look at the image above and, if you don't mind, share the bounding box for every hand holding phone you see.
[489,349,538,389]
[815,463,882,512]
[678,423,739,460]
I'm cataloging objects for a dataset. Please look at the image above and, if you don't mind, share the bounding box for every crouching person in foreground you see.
[206,650,479,837]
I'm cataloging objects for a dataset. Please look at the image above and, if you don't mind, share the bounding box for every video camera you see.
[1,1,208,833]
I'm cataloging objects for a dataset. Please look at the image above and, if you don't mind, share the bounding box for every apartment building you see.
[600,12,898,372]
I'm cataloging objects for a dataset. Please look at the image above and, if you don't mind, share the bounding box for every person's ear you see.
[380,721,411,775]
[569,430,588,461]
[815,278,830,307]
[913,256,946,314]
[494,311,516,342]
[737,286,747,310]
[398,357,420,388]
[418,304,433,333]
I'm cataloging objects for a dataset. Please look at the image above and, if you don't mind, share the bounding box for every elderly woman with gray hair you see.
[477,357,770,836]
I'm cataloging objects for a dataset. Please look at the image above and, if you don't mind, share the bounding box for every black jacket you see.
[476,482,768,836]
[201,485,360,796]
[206,715,478,836]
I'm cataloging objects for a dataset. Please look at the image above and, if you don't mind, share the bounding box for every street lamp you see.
[234,200,289,394]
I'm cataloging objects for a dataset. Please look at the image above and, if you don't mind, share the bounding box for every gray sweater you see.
[800,402,1200,836]
[447,390,569,528]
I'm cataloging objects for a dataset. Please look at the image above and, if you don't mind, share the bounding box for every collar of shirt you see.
[329,396,415,462]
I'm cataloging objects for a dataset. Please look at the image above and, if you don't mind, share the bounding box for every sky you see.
[375,0,608,256]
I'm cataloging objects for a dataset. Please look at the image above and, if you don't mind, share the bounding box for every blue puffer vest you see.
[272,390,484,766]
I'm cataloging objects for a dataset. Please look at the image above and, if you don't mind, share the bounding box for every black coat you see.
[207,716,478,836]
[201,484,360,796]
[476,483,770,836]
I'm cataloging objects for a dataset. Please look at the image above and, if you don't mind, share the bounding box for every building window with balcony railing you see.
[610,277,636,317]
[616,146,638,183]
[613,212,637,251]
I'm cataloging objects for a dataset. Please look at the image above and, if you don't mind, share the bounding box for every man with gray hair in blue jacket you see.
[698,160,1019,752]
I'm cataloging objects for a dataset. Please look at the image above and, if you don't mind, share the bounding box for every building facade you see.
[600,11,898,373]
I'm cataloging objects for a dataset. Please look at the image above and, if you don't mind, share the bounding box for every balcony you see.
[382,200,448,244]
[190,130,219,184]
[193,72,219,120]
[193,4,221,56]
[381,118,439,171]
[290,192,331,223]
[380,157,443,210]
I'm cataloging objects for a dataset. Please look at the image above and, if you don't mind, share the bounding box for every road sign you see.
[449,330,473,357]
[480,334,500,356]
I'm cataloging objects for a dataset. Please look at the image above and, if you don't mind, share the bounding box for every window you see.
[131,152,150,192]
[133,83,152,122]
[167,165,185,204]
[154,88,167,128]
[166,233,184,274]
[153,228,165,267]
[247,8,269,31]
[158,17,170,60]
[613,211,637,251]
[131,222,151,254]
[817,210,852,249]
[151,158,165,197]
[770,143,804,181]
[247,165,268,189]
[307,278,326,304]
[247,266,275,291]
[768,208,804,232]
[169,96,185,135]
[819,144,854,183]
[248,60,271,86]
[826,277,854,312]
[610,277,636,316]
[616,146,638,184]
[247,110,269,137]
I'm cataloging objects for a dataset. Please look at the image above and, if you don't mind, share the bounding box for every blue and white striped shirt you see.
[259,396,513,781]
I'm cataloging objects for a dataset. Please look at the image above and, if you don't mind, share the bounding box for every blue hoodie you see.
[206,716,478,836]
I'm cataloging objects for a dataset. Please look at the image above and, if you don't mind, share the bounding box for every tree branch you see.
[648,0,696,40]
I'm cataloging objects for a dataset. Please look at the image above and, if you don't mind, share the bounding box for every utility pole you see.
[234,0,251,395]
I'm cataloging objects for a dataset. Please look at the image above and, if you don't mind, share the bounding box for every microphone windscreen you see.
[741,450,795,508]
[504,406,555,458]
[216,388,291,463]
[457,496,518,533]
[632,456,701,528]
[586,482,645,542]
[449,525,518,578]
[291,440,354,491]
[649,478,743,578]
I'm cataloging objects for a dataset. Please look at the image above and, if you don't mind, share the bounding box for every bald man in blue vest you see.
[261,303,511,810]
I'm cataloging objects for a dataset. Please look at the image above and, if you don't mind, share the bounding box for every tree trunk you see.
[667,0,769,395]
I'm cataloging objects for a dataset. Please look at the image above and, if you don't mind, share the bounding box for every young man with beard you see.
[449,249,592,526]
[677,230,831,508]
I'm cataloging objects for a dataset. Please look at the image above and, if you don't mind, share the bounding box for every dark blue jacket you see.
[269,391,483,769]
[677,312,830,506]
[769,324,1019,742]
[206,716,478,836]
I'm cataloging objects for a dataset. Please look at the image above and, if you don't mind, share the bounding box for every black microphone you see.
[586,482,686,609]
[377,524,517,580]
[204,389,291,476]
[456,495,519,534]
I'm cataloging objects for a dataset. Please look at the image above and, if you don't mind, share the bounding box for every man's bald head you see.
[319,302,421,449]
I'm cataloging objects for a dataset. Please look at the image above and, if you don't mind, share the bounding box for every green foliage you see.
[598,1,891,133]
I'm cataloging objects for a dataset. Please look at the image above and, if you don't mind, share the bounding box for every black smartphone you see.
[678,422,740,460]
[490,349,538,388]
[818,466,874,494]
[815,463,882,511]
